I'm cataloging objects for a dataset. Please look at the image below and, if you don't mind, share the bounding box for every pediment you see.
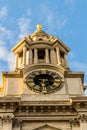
[33,124,61,130]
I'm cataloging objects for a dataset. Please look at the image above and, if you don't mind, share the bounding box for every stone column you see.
[79,114,87,130]
[45,48,49,63]
[27,49,30,65]
[56,46,61,65]
[50,48,55,64]
[34,48,38,64]
[29,49,32,65]
[70,118,80,130]
[2,114,14,130]
[23,46,27,65]
[64,53,68,66]
[15,53,19,70]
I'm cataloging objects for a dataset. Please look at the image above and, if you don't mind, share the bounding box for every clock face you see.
[25,70,64,94]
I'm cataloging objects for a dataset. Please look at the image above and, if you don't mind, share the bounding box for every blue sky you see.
[0,0,87,93]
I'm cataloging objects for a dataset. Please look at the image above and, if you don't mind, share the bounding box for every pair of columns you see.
[33,48,49,64]
[33,47,62,65]
[15,46,28,70]
[15,47,50,70]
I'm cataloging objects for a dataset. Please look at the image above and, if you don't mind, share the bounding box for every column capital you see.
[70,118,80,127]
[79,114,87,123]
[13,119,22,127]
[0,113,14,123]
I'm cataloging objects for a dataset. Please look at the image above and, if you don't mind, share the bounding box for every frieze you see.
[14,105,76,117]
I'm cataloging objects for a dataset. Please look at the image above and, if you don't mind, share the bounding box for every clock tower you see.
[0,24,87,130]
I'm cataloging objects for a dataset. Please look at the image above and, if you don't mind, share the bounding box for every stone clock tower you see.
[0,24,87,130]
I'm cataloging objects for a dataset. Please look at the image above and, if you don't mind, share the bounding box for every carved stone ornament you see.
[79,114,87,122]
[1,113,14,123]
[13,119,22,127]
[70,118,80,127]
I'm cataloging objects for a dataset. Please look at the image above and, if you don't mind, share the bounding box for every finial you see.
[36,24,42,30]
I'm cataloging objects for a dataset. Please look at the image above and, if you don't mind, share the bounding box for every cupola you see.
[12,24,70,71]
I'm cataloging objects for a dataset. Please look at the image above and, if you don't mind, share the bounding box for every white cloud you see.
[0,6,7,18]
[39,4,68,35]
[0,45,15,70]
[0,26,12,42]
[0,46,8,61]
[0,26,15,71]
[56,17,68,30]
[18,17,31,39]
[46,14,68,35]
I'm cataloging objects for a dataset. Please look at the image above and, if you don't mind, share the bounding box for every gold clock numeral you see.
[29,82,35,87]
[51,85,56,88]
[54,79,61,83]
[28,76,34,79]
[32,84,37,88]
[53,75,59,78]
[27,78,33,81]
[27,81,33,84]
[34,71,40,75]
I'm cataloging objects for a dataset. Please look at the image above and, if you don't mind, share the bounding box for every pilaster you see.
[34,48,38,64]
[29,49,32,65]
[27,49,30,65]
[79,114,87,130]
[23,46,27,65]
[1,113,14,130]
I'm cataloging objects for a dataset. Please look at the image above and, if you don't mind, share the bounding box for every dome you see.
[30,24,50,41]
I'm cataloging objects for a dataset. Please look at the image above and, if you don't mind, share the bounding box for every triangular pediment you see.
[33,124,61,130]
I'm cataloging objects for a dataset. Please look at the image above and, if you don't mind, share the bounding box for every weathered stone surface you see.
[0,25,87,130]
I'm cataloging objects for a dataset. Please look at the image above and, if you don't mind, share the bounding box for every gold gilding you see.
[37,24,42,30]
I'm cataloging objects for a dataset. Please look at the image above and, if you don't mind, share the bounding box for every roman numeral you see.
[54,79,61,83]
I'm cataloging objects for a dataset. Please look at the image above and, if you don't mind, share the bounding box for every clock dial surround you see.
[25,70,64,94]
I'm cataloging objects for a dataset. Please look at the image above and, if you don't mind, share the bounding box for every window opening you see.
[60,51,64,58]
[38,49,45,59]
